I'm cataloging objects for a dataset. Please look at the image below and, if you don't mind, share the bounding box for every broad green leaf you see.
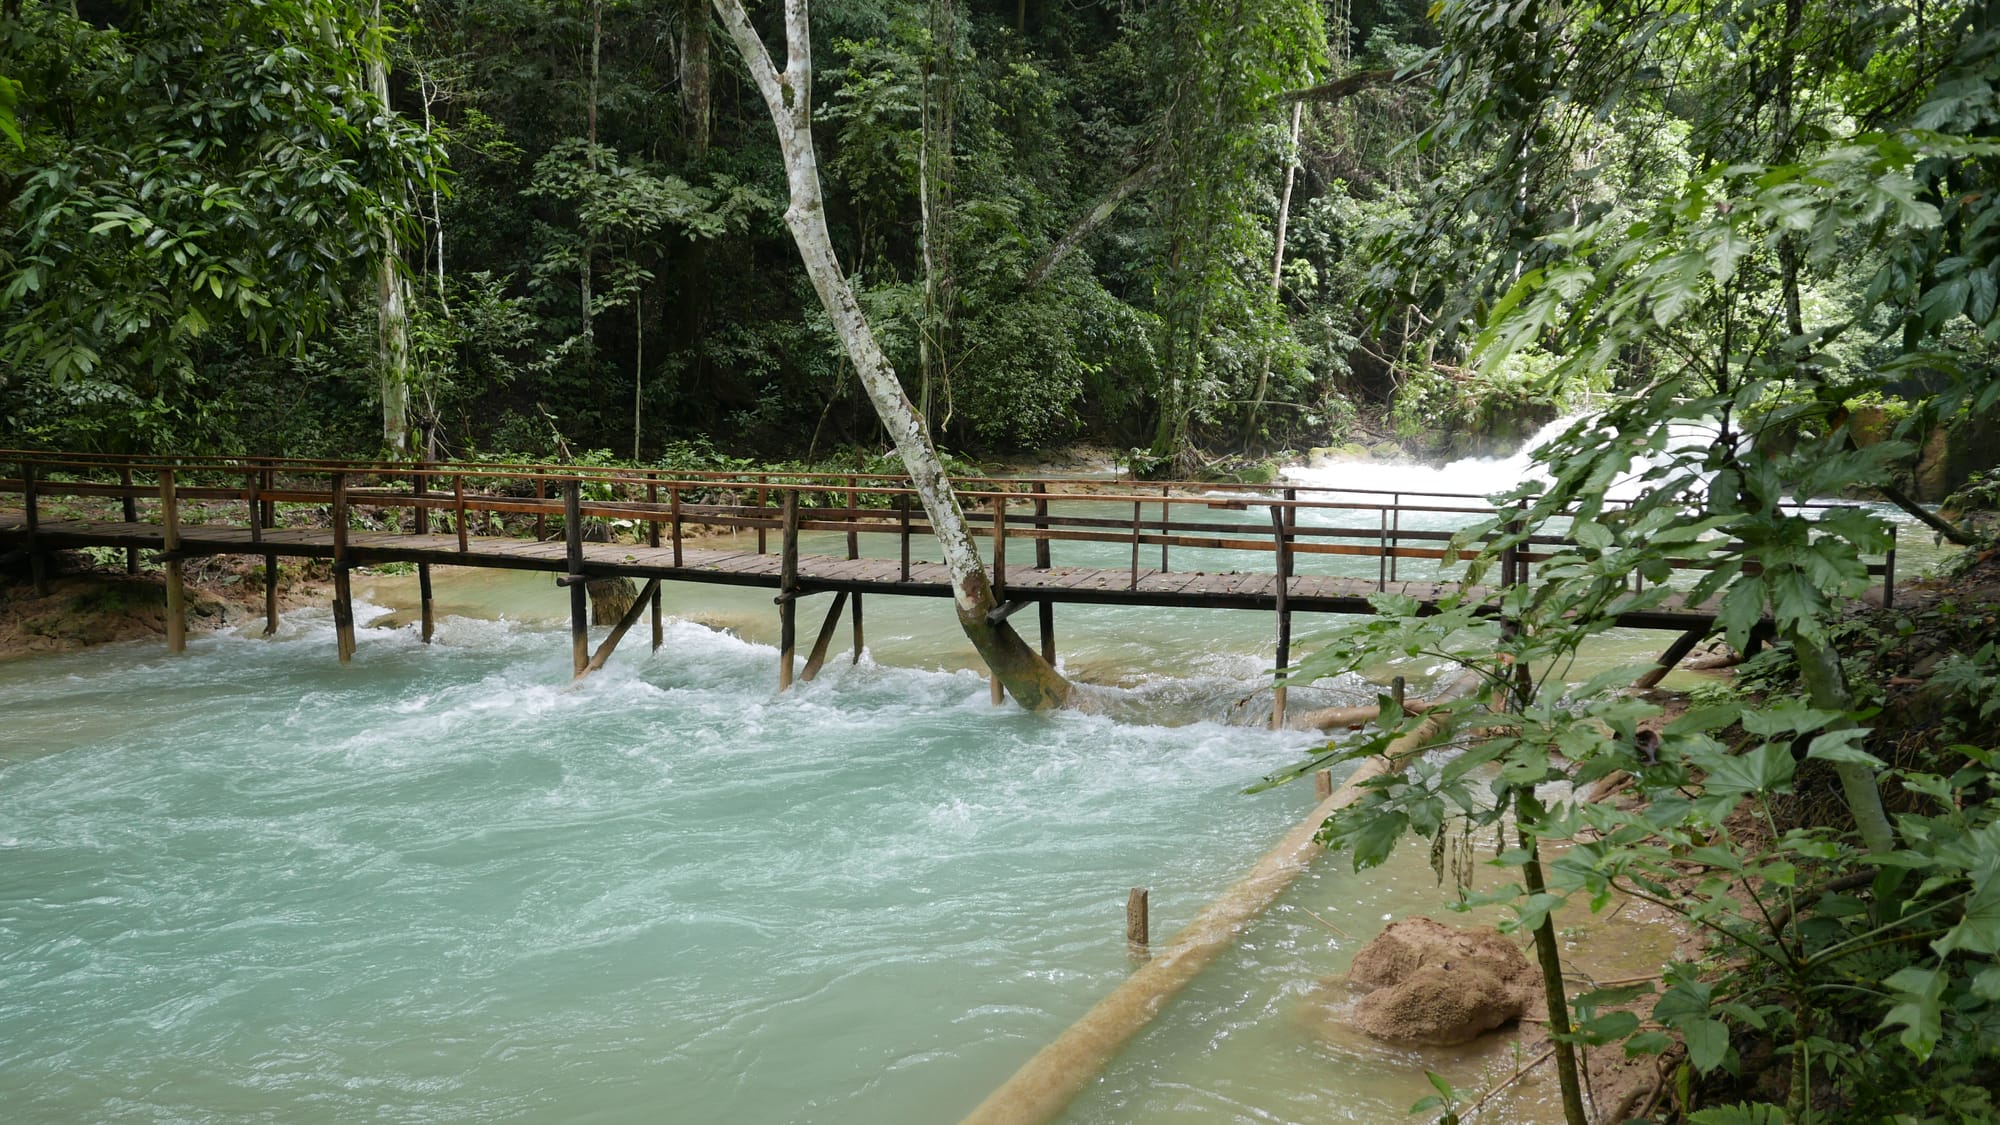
[1681,1017,1730,1073]
[1880,966,1945,1061]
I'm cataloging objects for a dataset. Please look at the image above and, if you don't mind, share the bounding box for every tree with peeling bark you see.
[709,0,1072,710]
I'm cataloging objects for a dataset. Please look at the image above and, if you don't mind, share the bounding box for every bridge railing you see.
[0,450,1897,606]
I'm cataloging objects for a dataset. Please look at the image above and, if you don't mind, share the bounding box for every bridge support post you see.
[800,590,850,683]
[564,479,588,677]
[414,467,434,643]
[263,555,280,637]
[777,490,800,691]
[1039,600,1055,666]
[161,468,187,654]
[1269,496,1294,731]
[648,481,664,652]
[577,577,661,680]
[851,592,864,664]
[331,471,355,663]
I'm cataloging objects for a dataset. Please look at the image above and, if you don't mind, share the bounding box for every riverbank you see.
[0,551,333,661]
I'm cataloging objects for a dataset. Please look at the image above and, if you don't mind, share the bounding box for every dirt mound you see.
[1346,917,1539,1046]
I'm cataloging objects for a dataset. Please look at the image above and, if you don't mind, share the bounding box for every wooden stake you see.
[991,674,1005,706]
[991,491,1007,603]
[162,468,186,654]
[577,577,662,679]
[454,474,469,552]
[1314,769,1333,801]
[850,591,864,664]
[331,471,354,662]
[565,479,588,677]
[1039,600,1055,665]
[1126,887,1150,949]
[800,590,850,682]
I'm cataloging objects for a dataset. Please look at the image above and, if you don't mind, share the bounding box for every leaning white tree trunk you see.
[369,0,413,456]
[711,0,1070,709]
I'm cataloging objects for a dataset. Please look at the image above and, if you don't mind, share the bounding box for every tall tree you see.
[710,0,1071,709]
[369,0,416,456]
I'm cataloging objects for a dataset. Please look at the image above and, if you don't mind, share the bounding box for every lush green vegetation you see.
[1,0,1453,466]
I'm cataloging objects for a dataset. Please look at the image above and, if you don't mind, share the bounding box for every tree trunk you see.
[680,0,712,157]
[1243,99,1303,445]
[712,0,1071,709]
[588,576,641,627]
[369,0,412,456]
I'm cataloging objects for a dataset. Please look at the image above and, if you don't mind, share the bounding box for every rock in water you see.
[587,577,639,626]
[1346,917,1539,1046]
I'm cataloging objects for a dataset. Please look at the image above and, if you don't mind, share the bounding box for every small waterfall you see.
[1281,416,1582,499]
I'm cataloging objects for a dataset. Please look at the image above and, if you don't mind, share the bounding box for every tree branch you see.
[1280,65,1434,104]
[1878,482,1977,546]
[1024,158,1162,288]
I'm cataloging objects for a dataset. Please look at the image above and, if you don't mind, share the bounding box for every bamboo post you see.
[155,467,187,653]
[121,466,139,574]
[21,459,45,595]
[331,471,354,663]
[778,489,800,691]
[1390,493,1401,583]
[799,590,851,682]
[565,479,588,677]
[577,577,662,679]
[1126,888,1150,950]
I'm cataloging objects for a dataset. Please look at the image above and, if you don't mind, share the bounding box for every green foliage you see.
[0,0,442,451]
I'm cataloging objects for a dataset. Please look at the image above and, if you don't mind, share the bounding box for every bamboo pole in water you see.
[799,590,850,683]
[958,679,1473,1125]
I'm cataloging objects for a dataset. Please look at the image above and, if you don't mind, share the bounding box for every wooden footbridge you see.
[0,452,1895,720]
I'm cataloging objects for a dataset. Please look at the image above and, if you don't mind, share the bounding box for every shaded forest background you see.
[1,0,1524,469]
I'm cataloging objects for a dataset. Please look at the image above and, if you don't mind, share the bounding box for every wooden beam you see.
[1633,626,1710,690]
[799,590,851,682]
[850,591,864,664]
[577,578,662,679]
[263,553,279,636]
